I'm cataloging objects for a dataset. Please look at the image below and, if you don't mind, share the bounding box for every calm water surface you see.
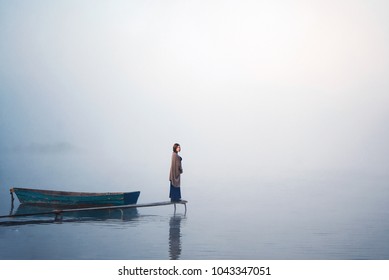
[1,171,389,260]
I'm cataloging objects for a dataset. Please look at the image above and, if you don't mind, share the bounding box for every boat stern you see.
[123,191,140,205]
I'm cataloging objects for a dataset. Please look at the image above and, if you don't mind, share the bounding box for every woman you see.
[169,143,183,202]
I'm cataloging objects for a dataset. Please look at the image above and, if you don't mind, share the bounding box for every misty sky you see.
[1,1,388,194]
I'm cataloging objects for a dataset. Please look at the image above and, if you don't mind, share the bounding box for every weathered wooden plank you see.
[59,200,187,213]
[0,200,188,219]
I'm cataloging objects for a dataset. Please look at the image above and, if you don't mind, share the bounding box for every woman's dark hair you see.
[173,143,180,153]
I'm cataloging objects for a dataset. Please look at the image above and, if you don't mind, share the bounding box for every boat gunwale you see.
[12,187,138,197]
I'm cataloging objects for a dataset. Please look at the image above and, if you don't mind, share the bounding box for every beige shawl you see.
[169,152,183,187]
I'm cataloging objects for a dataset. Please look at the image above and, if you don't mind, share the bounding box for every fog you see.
[1,1,388,200]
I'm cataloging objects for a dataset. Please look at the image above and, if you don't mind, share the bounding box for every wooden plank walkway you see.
[0,200,188,220]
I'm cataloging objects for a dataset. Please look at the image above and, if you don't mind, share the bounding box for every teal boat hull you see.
[11,188,140,207]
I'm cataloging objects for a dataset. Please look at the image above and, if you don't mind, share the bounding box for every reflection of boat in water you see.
[0,204,139,226]
[11,187,140,207]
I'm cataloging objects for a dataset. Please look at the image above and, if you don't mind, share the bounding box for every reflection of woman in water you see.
[169,143,183,202]
[169,215,182,260]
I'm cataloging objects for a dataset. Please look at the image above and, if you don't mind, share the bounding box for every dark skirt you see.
[169,183,181,202]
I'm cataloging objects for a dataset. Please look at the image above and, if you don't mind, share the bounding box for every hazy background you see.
[1,0,388,202]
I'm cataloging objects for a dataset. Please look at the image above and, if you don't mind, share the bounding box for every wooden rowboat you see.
[10,187,140,207]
